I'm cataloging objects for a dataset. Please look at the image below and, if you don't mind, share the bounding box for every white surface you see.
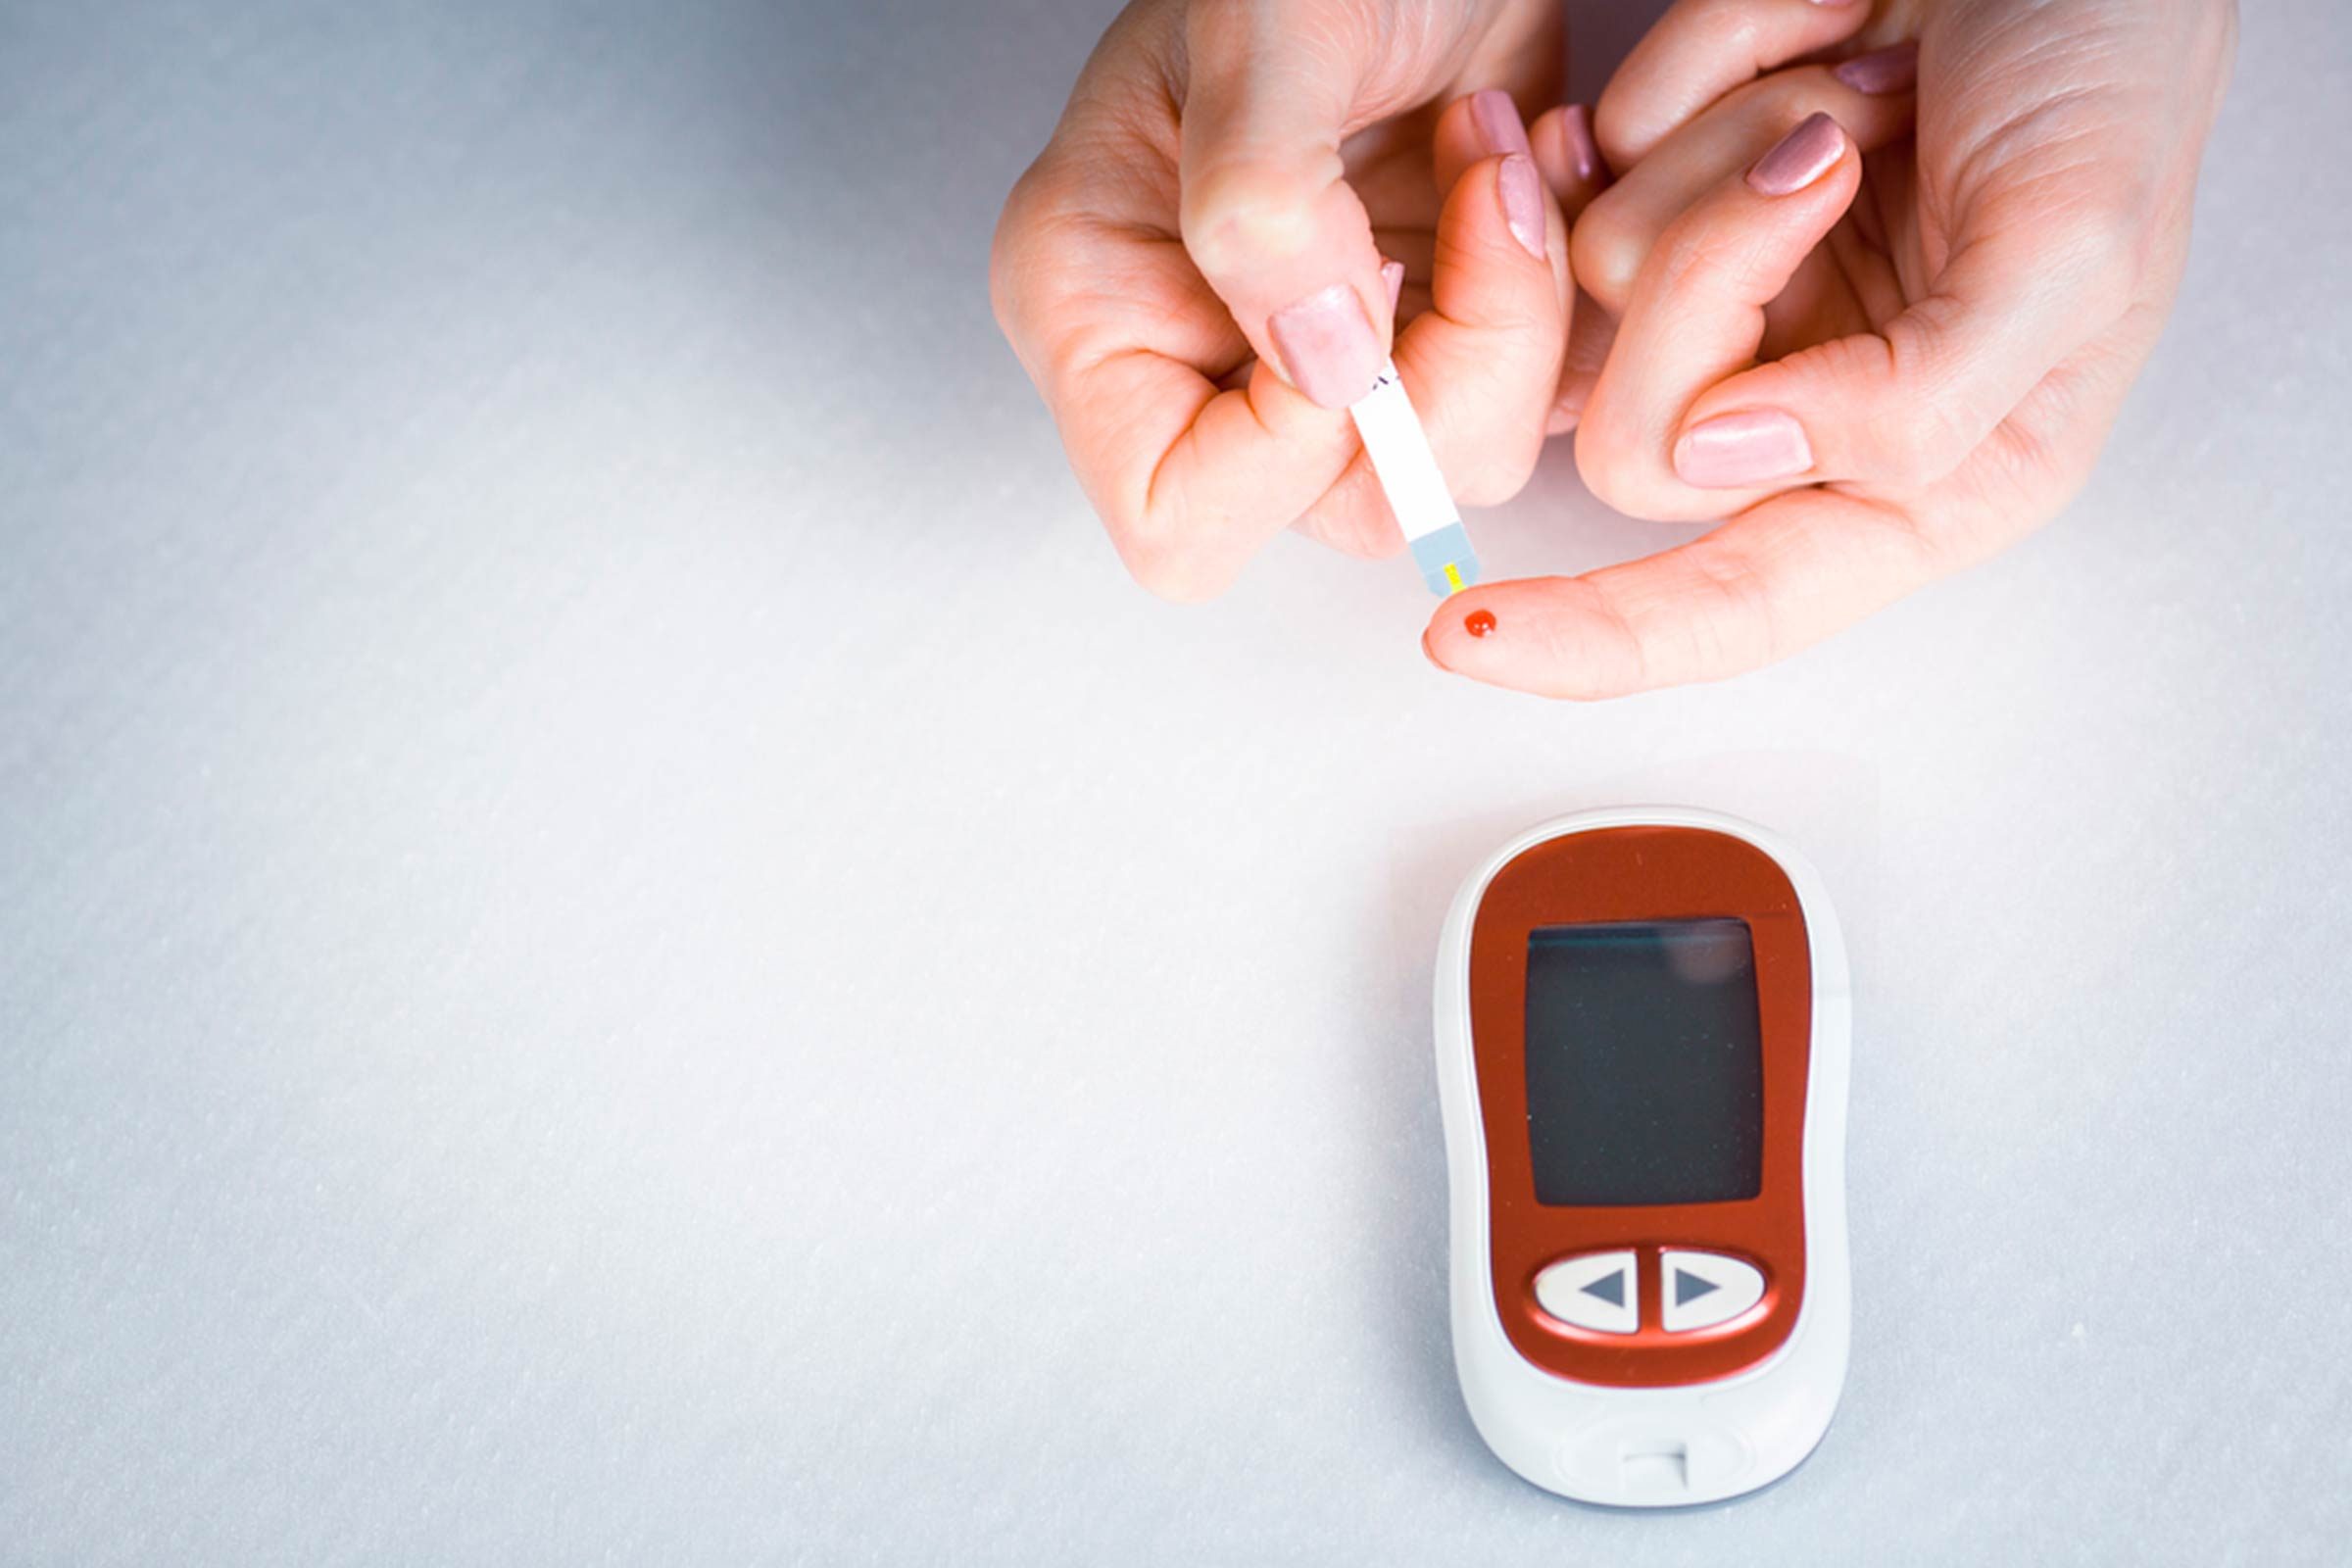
[1436,808,1849,1506]
[2,0,2349,1562]
[1661,1252,1768,1334]
[1534,1250,1641,1334]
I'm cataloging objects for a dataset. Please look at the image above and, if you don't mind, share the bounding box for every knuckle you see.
[1870,416,1973,490]
[1448,431,1544,510]
[1784,327,1972,489]
[1573,422,1660,520]
[1649,215,1768,301]
[1181,0,1254,67]
[987,181,1042,334]
[989,157,1077,337]
[1861,329,1984,486]
[1567,199,1640,317]
[1179,160,1317,275]
[1688,551,1781,675]
[2068,200,2149,301]
[1115,523,1229,605]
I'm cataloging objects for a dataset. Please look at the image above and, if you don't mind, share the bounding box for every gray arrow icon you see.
[1674,1268,1720,1306]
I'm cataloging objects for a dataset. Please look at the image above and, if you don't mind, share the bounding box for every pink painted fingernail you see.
[1834,40,1919,96]
[1746,111,1845,196]
[1469,88,1533,158]
[1674,410,1814,488]
[1379,259,1405,318]
[1556,103,1604,185]
[1498,154,1547,260]
[1268,283,1382,408]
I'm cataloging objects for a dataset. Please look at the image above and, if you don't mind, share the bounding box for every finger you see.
[994,141,1374,599]
[1672,203,2137,495]
[1570,54,1917,316]
[1595,0,1882,169]
[1297,125,1572,555]
[1545,300,1615,435]
[1529,103,1611,214]
[1421,486,1939,699]
[1178,5,1392,410]
[1052,344,1364,598]
[1525,101,1618,435]
[1576,112,1861,523]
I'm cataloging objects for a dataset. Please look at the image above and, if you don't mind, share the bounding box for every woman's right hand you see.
[991,0,1595,600]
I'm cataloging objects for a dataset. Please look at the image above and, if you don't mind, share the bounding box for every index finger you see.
[1595,0,1879,168]
[1419,485,1941,699]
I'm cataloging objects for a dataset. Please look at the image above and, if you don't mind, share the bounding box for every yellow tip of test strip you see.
[1348,361,1482,597]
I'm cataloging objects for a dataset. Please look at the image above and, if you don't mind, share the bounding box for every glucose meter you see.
[1434,808,1851,1506]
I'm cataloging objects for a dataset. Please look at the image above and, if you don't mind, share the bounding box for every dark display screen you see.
[1523,919,1765,1206]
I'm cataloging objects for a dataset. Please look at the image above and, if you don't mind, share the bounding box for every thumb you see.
[1177,8,1390,411]
[1673,206,2131,495]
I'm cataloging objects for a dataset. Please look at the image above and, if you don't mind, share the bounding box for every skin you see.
[989,0,1596,599]
[995,0,2238,698]
[1432,0,2239,696]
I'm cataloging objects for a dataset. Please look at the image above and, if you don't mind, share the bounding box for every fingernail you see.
[1674,410,1814,488]
[1834,40,1919,96]
[1746,111,1845,196]
[1468,89,1532,158]
[1557,103,1604,185]
[1498,154,1547,261]
[1268,283,1383,409]
[1379,258,1405,318]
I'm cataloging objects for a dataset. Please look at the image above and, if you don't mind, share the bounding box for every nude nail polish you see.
[1834,40,1919,96]
[1469,88,1533,158]
[1269,283,1382,409]
[1556,103,1603,185]
[1379,259,1405,318]
[1746,112,1846,196]
[1498,154,1546,260]
[1674,410,1814,488]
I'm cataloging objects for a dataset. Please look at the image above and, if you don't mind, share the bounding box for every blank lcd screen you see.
[1523,919,1765,1206]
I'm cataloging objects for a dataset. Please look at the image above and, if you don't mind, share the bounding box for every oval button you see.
[1659,1250,1767,1332]
[1534,1250,1639,1335]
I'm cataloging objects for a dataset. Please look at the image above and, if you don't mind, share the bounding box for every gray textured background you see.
[4,1,2347,1562]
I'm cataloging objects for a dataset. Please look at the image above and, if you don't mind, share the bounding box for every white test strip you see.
[1348,360,1480,596]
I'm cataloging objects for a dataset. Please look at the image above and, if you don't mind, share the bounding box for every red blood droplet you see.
[1464,610,1497,638]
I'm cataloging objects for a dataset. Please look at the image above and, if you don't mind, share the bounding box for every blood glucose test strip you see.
[1349,361,1480,596]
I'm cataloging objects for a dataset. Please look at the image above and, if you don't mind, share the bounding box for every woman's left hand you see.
[1426,0,2236,699]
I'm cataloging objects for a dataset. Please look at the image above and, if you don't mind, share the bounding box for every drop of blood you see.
[1464,610,1497,638]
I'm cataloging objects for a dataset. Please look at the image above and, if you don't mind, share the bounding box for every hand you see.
[1425,0,2237,698]
[991,0,1602,600]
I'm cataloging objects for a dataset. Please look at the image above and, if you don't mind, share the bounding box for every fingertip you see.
[1428,152,1564,320]
[1831,39,1920,97]
[1422,583,1617,700]
[1746,110,1850,197]
[1420,591,1508,676]
[1530,105,1609,214]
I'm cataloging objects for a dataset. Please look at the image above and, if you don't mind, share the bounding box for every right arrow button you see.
[1659,1250,1767,1333]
